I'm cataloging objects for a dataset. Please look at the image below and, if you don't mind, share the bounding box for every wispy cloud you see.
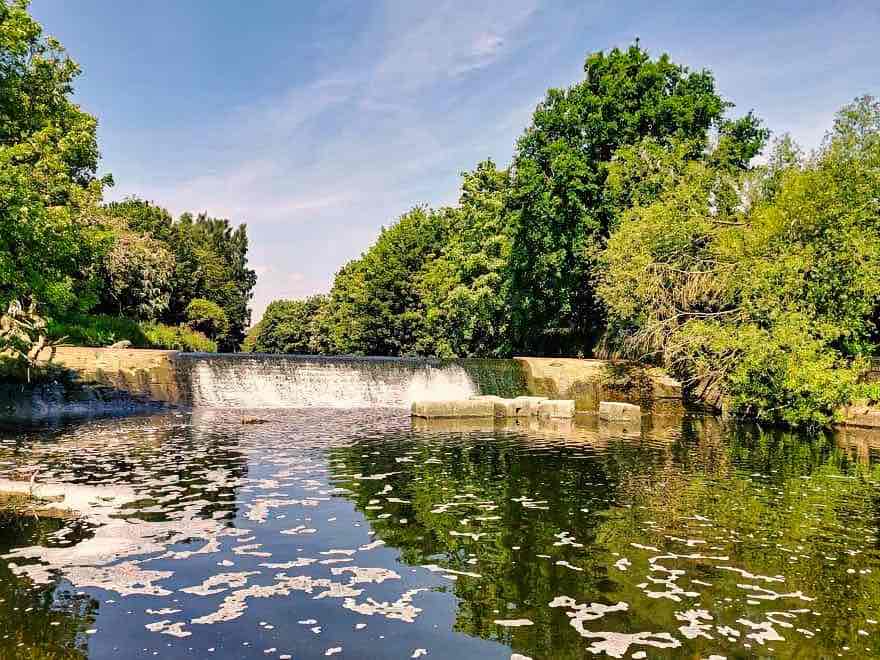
[111,0,542,322]
[100,0,878,326]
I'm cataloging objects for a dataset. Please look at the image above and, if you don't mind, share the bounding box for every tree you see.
[505,42,765,355]
[325,206,448,356]
[598,97,880,426]
[418,161,511,357]
[0,0,111,316]
[103,199,257,351]
[175,212,256,350]
[243,295,327,354]
[99,230,173,320]
[185,298,229,342]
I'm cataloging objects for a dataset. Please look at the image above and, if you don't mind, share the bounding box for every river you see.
[0,409,878,658]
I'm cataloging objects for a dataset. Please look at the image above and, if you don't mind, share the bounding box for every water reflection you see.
[0,410,877,658]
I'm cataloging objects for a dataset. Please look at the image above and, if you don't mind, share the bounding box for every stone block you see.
[411,399,495,419]
[598,401,641,422]
[512,396,548,417]
[537,399,575,418]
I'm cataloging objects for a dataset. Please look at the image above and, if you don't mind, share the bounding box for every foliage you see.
[0,0,111,317]
[0,3,253,355]
[97,229,173,320]
[504,41,766,355]
[598,96,880,426]
[46,313,216,352]
[141,322,216,353]
[243,295,327,354]
[418,161,511,357]
[46,313,148,348]
[185,298,228,341]
[0,299,50,375]
[104,199,256,351]
[324,206,448,356]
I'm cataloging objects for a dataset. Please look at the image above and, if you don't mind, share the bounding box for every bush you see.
[47,314,149,348]
[185,298,229,341]
[46,314,217,352]
[598,97,880,427]
[142,323,216,352]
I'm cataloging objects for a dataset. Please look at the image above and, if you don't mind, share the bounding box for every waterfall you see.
[181,354,481,409]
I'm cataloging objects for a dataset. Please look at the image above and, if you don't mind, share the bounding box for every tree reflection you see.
[330,414,880,658]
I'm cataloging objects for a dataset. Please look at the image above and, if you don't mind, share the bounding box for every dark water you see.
[0,410,879,659]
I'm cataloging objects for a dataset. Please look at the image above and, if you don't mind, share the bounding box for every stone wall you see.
[513,357,683,413]
[36,346,187,404]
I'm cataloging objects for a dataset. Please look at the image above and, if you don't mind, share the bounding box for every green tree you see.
[185,297,229,342]
[243,295,327,354]
[325,206,448,356]
[505,42,765,355]
[0,0,111,316]
[104,199,257,351]
[176,212,256,351]
[98,230,173,320]
[418,161,511,357]
[598,97,880,426]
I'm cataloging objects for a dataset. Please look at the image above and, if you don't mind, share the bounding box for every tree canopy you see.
[0,2,257,353]
[598,96,880,426]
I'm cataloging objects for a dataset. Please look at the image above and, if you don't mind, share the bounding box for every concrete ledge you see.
[411,399,495,418]
[537,399,576,418]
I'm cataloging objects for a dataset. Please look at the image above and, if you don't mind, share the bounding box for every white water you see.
[188,357,476,409]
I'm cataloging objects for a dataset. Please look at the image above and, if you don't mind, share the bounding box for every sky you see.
[31,0,880,323]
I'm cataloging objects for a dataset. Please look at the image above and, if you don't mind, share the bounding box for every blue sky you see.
[31,1,880,322]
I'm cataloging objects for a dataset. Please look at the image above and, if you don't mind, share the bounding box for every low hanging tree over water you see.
[598,96,880,426]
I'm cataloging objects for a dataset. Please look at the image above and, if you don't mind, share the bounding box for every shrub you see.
[47,314,149,348]
[598,97,880,427]
[142,323,216,352]
[47,314,217,352]
[185,298,229,341]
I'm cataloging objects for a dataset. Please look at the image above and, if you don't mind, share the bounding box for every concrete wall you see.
[514,357,683,413]
[37,349,685,412]
[37,346,187,404]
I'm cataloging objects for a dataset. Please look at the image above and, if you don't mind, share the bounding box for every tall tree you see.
[0,0,110,315]
[598,97,880,426]
[326,206,448,356]
[418,160,511,357]
[243,295,327,354]
[505,42,764,355]
[104,199,256,350]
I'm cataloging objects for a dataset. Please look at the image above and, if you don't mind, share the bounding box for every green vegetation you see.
[242,295,328,354]
[0,1,255,356]
[599,96,880,426]
[2,0,877,426]
[141,322,217,353]
[249,43,878,426]
[185,298,229,343]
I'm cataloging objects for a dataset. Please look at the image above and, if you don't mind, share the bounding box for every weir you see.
[29,347,687,415]
[175,354,521,408]
[33,348,529,410]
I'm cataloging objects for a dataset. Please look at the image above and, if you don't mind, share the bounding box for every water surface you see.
[1,410,879,659]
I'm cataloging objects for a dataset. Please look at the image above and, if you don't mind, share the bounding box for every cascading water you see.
[180,354,482,409]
